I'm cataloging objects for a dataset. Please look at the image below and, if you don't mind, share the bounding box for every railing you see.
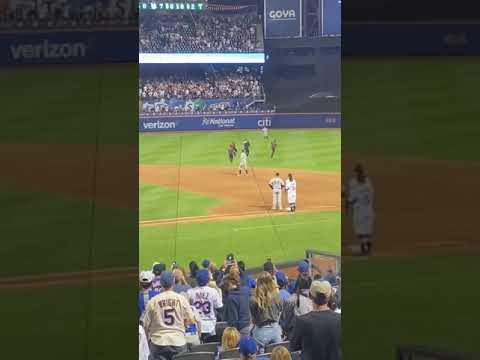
[396,345,480,360]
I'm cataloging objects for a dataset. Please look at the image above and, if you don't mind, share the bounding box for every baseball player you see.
[143,271,195,359]
[238,149,248,175]
[186,269,223,343]
[271,139,277,159]
[285,173,297,212]
[262,126,269,139]
[346,163,375,255]
[269,172,285,210]
[243,139,251,156]
[227,142,236,163]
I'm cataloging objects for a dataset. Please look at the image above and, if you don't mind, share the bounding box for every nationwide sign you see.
[264,0,302,39]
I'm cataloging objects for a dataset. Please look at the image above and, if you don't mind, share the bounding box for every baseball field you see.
[139,129,341,269]
[2,58,480,360]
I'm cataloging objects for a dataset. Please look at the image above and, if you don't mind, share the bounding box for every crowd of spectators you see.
[140,9,259,53]
[139,256,341,360]
[139,67,273,114]
[140,72,263,101]
[0,1,137,30]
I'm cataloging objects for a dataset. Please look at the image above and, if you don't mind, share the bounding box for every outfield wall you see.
[139,112,341,132]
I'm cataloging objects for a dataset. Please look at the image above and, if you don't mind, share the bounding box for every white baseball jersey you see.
[269,176,284,193]
[239,152,248,167]
[262,127,268,136]
[285,178,297,203]
[139,325,150,360]
[187,286,223,334]
[143,289,195,347]
[348,177,374,235]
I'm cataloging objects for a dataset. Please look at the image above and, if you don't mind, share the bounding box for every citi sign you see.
[258,118,272,127]
[268,9,296,20]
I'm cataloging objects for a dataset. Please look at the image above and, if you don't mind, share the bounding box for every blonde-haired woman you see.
[221,327,241,352]
[250,271,283,352]
[271,346,292,360]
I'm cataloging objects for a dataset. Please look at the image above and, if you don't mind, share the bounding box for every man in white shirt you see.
[285,173,297,212]
[238,149,248,176]
[269,172,285,210]
[346,163,375,255]
[186,269,223,343]
[143,272,195,360]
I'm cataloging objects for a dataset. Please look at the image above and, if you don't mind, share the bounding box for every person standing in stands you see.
[223,271,252,336]
[143,272,195,360]
[275,271,291,303]
[279,273,312,340]
[290,281,341,360]
[151,262,166,292]
[250,272,283,352]
[187,269,223,343]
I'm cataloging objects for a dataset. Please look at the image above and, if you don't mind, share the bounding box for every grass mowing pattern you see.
[343,59,480,161]
[140,211,340,269]
[140,184,223,220]
[140,129,341,172]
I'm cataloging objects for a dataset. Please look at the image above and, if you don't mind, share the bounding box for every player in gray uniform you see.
[269,172,285,210]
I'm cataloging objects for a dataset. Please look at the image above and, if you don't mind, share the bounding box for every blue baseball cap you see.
[152,262,166,276]
[202,259,210,268]
[298,261,309,274]
[160,271,175,288]
[196,269,210,287]
[275,271,287,286]
[248,276,257,289]
[239,336,257,356]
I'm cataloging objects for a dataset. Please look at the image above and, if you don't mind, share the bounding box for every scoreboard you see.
[139,1,207,11]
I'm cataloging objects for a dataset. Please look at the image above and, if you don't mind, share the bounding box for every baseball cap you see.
[152,262,166,276]
[196,269,210,287]
[263,261,274,273]
[139,270,154,284]
[275,271,287,286]
[297,260,309,274]
[239,336,257,356]
[202,259,210,268]
[310,280,332,298]
[160,271,175,288]
[248,276,257,289]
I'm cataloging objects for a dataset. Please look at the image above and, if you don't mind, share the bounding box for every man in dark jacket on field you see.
[223,272,251,336]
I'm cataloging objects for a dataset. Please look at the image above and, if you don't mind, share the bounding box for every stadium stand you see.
[139,256,341,360]
[0,0,137,30]
[139,65,275,115]
[139,5,261,53]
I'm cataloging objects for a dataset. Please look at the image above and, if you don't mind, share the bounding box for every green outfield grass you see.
[140,184,223,221]
[140,211,340,270]
[139,128,341,269]
[140,129,341,171]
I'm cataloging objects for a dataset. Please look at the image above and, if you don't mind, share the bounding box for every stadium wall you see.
[139,112,340,132]
[1,23,479,66]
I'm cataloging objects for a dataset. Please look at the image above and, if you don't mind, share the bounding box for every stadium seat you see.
[190,342,220,353]
[264,341,290,354]
[290,350,302,360]
[173,352,215,360]
[219,348,239,359]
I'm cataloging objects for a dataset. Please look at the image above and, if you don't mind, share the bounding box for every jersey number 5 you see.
[164,308,175,325]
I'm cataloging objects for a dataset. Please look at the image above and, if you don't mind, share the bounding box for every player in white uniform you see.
[269,172,285,210]
[238,149,248,175]
[186,269,223,343]
[262,126,268,139]
[143,271,195,360]
[347,163,375,255]
[285,173,297,212]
